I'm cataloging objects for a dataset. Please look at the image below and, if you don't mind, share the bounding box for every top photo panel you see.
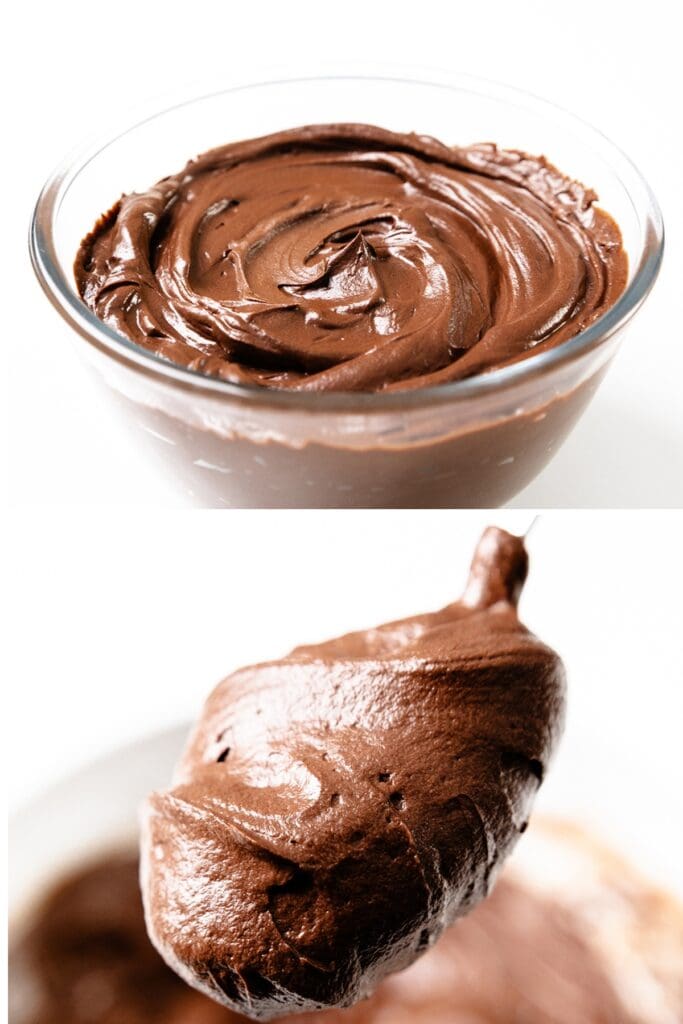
[16,10,680,508]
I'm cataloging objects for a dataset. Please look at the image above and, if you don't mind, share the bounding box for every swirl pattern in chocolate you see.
[76,124,627,392]
[140,528,566,1018]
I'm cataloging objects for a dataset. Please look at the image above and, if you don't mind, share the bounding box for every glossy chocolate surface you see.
[76,125,626,392]
[141,528,565,1016]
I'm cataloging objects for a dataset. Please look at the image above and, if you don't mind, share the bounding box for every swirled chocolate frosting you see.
[76,124,627,392]
[140,527,566,1018]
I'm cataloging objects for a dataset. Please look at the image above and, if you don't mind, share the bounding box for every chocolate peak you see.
[140,527,565,1018]
[463,526,529,610]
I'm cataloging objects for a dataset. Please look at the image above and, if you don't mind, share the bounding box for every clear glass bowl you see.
[30,69,663,508]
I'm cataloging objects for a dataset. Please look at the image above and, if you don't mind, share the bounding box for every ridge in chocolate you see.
[140,527,566,1018]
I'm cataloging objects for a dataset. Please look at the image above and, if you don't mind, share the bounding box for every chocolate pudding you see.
[140,527,565,1017]
[11,823,683,1023]
[73,124,629,507]
[76,124,626,392]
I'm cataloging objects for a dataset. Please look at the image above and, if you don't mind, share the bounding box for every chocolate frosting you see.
[76,124,627,392]
[11,824,683,1024]
[140,527,566,1018]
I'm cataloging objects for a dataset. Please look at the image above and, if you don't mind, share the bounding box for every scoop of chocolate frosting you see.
[76,124,627,391]
[140,527,565,1018]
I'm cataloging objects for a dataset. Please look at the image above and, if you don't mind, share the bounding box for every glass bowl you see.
[30,69,663,508]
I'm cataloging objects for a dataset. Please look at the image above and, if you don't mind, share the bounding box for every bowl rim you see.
[29,65,665,412]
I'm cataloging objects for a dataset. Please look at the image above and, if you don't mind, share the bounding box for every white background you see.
[6,511,683,892]
[3,0,683,508]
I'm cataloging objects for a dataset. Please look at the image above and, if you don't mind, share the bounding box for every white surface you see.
[6,511,683,891]
[3,0,682,508]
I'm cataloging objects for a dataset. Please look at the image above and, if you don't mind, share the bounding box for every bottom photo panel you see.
[7,510,683,1024]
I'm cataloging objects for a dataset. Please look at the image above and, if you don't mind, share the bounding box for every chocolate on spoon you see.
[140,527,565,1018]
